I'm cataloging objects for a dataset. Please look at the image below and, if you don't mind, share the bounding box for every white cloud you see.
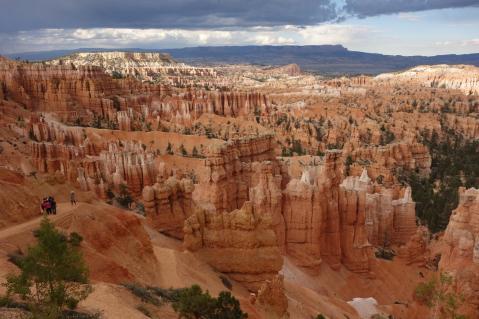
[0,24,373,54]
[397,13,421,22]
[296,24,372,45]
[463,38,479,46]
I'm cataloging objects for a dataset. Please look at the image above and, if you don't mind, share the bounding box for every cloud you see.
[345,0,479,17]
[0,0,339,32]
[397,13,421,22]
[3,0,478,34]
[464,39,479,46]
[0,25,373,54]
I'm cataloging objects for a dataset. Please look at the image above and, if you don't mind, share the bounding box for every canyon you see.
[1,51,479,319]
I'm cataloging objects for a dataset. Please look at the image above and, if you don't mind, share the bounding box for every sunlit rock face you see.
[375,64,479,95]
[48,51,218,86]
[440,187,479,318]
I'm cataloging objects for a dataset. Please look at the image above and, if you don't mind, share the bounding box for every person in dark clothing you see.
[48,196,57,215]
[41,197,48,214]
[52,197,57,214]
[70,191,76,205]
[44,198,52,215]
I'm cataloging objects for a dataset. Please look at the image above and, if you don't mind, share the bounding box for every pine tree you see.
[5,218,90,318]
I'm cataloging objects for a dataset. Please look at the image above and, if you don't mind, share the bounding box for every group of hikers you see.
[40,196,57,215]
[40,191,77,215]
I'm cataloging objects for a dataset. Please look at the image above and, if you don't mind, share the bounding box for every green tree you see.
[166,142,174,155]
[172,285,247,319]
[415,272,467,319]
[344,155,353,176]
[192,146,199,158]
[180,144,188,156]
[4,218,90,318]
[211,291,247,319]
[172,285,215,319]
[117,183,133,208]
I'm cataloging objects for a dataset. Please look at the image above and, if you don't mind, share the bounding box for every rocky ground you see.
[0,52,479,318]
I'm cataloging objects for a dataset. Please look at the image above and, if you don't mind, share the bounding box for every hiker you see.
[40,197,48,214]
[44,198,52,215]
[70,190,76,205]
[49,196,57,215]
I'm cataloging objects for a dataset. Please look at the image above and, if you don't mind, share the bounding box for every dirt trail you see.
[0,202,79,242]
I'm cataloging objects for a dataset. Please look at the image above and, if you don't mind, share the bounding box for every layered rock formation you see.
[0,58,270,131]
[256,275,289,318]
[281,153,343,268]
[60,203,160,284]
[375,64,479,95]
[183,200,283,291]
[143,176,195,238]
[341,169,417,249]
[348,143,431,183]
[397,226,430,265]
[338,170,374,272]
[48,51,217,87]
[440,187,479,317]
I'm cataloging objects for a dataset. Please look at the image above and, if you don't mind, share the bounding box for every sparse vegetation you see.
[345,155,353,176]
[123,284,247,319]
[403,128,479,232]
[180,144,188,156]
[415,272,468,319]
[117,183,133,208]
[219,275,232,290]
[3,218,90,319]
[166,142,174,155]
[172,285,247,319]
[375,247,395,260]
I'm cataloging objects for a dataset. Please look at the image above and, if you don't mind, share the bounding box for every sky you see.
[0,0,478,56]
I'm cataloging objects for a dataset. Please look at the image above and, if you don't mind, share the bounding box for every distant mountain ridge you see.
[4,45,479,75]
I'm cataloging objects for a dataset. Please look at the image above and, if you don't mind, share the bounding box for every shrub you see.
[4,218,90,318]
[375,247,395,260]
[282,146,293,157]
[291,139,305,155]
[415,272,467,319]
[172,285,247,319]
[111,71,124,79]
[148,286,183,302]
[166,142,174,155]
[117,183,133,208]
[7,249,24,267]
[180,144,188,156]
[122,283,161,306]
[136,305,152,318]
[344,155,353,176]
[68,232,83,247]
[192,146,199,158]
[219,275,232,290]
[172,285,216,318]
[212,291,247,319]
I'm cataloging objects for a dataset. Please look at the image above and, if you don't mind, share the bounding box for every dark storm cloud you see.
[0,0,339,32]
[345,0,479,17]
[2,0,478,33]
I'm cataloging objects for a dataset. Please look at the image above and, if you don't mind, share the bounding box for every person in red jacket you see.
[40,197,48,214]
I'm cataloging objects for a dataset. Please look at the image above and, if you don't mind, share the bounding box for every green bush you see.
[117,183,133,208]
[136,304,152,318]
[123,283,162,306]
[375,247,395,260]
[172,285,247,319]
[166,142,174,155]
[4,218,90,318]
[219,275,232,290]
[405,128,479,232]
[415,272,467,319]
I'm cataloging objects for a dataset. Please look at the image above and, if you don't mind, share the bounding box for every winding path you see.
[0,202,79,242]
